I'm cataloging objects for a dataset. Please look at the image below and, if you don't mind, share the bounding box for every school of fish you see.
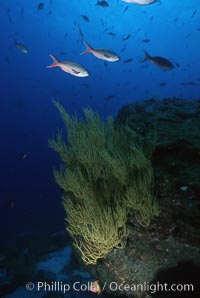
[13,0,177,77]
[45,0,174,77]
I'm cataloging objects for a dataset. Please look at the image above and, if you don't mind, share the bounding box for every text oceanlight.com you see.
[26,281,194,294]
[108,281,194,294]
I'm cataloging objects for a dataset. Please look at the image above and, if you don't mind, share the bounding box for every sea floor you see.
[0,230,94,298]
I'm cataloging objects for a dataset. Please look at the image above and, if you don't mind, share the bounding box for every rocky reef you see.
[92,98,200,298]
[1,98,199,298]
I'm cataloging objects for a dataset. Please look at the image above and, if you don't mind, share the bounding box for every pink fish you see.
[47,54,89,77]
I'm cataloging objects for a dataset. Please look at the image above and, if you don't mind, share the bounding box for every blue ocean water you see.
[0,0,200,246]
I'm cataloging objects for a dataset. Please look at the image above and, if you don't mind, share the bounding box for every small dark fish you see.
[122,34,131,41]
[174,62,180,68]
[142,50,174,70]
[142,38,151,43]
[37,2,44,11]
[81,15,90,22]
[181,81,199,86]
[123,58,133,63]
[96,1,109,7]
[107,32,115,37]
[21,7,24,17]
[173,17,179,23]
[149,16,154,23]
[123,6,129,13]
[47,10,52,15]
[105,95,115,100]
[77,24,84,40]
[4,200,14,209]
[191,9,197,18]
[159,82,166,87]
[18,153,27,160]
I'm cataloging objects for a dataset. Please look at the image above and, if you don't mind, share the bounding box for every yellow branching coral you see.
[124,185,159,227]
[49,101,159,265]
[63,193,127,265]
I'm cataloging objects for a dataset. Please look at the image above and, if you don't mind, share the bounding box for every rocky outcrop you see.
[92,98,200,298]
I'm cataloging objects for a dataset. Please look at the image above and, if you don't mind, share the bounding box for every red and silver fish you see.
[47,54,89,77]
[81,41,120,62]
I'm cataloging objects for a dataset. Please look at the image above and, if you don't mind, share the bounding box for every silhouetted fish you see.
[142,39,151,43]
[81,15,90,22]
[174,62,180,68]
[77,24,84,40]
[191,9,197,18]
[142,50,174,70]
[37,2,44,10]
[105,95,115,100]
[123,6,129,13]
[123,58,133,63]
[107,32,115,37]
[96,1,109,7]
